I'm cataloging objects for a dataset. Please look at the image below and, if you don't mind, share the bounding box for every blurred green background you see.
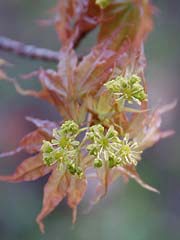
[0,0,179,239]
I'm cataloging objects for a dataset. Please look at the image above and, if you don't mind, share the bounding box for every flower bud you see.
[94,158,103,168]
[67,163,77,175]
[108,155,117,168]
[41,140,53,154]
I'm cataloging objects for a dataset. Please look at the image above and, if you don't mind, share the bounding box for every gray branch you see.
[0,36,59,62]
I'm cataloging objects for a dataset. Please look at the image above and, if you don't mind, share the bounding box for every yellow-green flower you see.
[41,120,83,177]
[104,74,147,105]
[118,134,142,166]
[86,124,142,168]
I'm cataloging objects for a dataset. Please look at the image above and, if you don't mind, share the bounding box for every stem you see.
[0,35,59,62]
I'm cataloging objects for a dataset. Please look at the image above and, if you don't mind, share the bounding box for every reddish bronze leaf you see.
[0,118,55,158]
[67,176,87,223]
[33,50,79,119]
[91,162,159,207]
[57,49,78,92]
[54,0,153,51]
[0,154,51,182]
[36,169,68,233]
[54,0,99,46]
[75,34,131,96]
[38,69,67,98]
[36,168,87,232]
[26,117,57,136]
[116,166,159,193]
[54,0,77,45]
[128,101,177,150]
[98,1,154,51]
[19,129,46,154]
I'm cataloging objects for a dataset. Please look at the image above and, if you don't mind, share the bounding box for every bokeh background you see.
[0,0,179,239]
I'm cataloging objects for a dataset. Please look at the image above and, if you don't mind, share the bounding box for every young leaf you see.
[36,169,68,233]
[0,154,51,182]
[128,101,177,150]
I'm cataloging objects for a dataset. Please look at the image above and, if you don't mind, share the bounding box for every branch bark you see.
[0,36,59,63]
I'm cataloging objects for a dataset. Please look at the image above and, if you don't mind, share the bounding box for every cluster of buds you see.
[86,124,142,168]
[95,0,111,9]
[104,74,147,105]
[41,120,83,177]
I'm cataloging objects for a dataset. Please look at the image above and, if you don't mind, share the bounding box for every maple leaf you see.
[19,117,58,154]
[36,168,87,233]
[54,0,100,47]
[0,117,57,158]
[0,153,52,182]
[5,49,85,122]
[97,0,154,50]
[88,163,159,208]
[75,29,139,97]
[128,101,177,150]
[52,0,153,51]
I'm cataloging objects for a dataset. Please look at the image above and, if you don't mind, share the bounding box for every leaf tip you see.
[36,216,45,234]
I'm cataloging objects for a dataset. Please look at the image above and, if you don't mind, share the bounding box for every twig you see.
[0,36,59,62]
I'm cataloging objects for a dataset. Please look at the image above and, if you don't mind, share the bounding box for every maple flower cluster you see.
[41,120,83,177]
[104,74,147,105]
[41,119,142,177]
[86,124,141,168]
